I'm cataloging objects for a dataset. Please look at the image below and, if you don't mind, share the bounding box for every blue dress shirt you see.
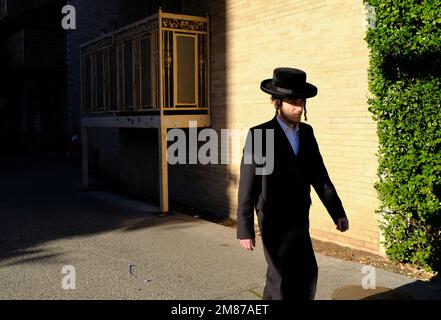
[276,115,300,156]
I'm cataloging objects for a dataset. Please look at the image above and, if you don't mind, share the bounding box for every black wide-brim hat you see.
[260,67,318,99]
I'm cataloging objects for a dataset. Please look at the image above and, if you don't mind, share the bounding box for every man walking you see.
[237,67,349,300]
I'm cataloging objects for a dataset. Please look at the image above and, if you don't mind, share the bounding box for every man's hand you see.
[240,238,256,251]
[336,217,349,232]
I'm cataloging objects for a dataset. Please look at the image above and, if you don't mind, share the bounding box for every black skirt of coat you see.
[258,208,318,300]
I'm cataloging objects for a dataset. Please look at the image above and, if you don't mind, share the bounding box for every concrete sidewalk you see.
[0,153,440,300]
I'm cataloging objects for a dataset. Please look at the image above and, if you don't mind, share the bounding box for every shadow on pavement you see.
[0,151,191,266]
[331,275,441,300]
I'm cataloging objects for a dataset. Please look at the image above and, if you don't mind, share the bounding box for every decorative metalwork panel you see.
[162,18,208,33]
[113,19,159,45]
[163,30,174,108]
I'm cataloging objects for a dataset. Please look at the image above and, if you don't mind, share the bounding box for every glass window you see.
[140,37,152,108]
[84,56,92,112]
[109,47,118,111]
[176,35,196,105]
[96,51,104,110]
[123,42,133,107]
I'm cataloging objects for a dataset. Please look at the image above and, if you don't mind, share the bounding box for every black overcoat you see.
[237,116,347,300]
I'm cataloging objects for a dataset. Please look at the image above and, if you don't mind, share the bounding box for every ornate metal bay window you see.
[81,10,210,119]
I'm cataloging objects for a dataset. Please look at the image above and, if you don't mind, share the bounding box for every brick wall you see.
[183,0,381,254]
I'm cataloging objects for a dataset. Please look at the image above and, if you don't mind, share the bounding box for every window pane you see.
[176,36,195,104]
[124,42,133,107]
[96,51,104,109]
[84,56,91,112]
[109,47,118,111]
[140,37,152,107]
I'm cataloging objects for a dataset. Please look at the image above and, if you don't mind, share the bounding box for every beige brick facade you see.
[185,0,382,254]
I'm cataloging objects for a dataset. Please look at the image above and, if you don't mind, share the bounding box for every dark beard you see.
[278,109,301,127]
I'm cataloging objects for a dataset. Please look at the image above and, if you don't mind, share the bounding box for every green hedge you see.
[364,0,441,272]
